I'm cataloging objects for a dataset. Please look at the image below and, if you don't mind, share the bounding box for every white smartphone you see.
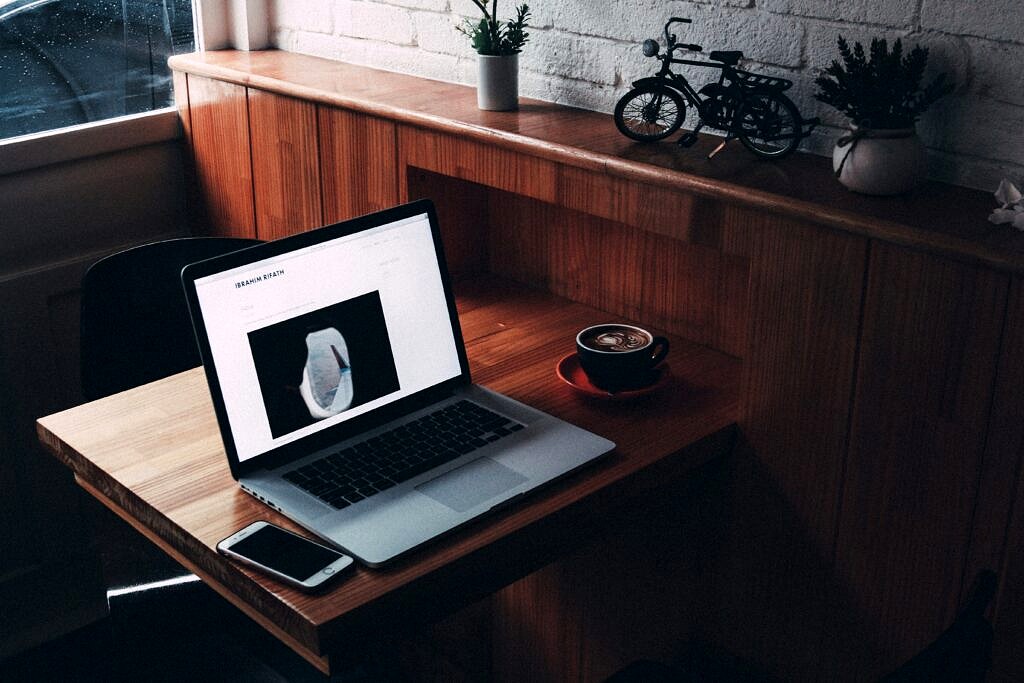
[217,521,354,591]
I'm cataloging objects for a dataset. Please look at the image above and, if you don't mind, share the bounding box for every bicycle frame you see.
[646,57,720,109]
[633,49,814,143]
[616,17,819,156]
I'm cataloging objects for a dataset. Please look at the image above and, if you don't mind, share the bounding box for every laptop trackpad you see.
[416,457,527,513]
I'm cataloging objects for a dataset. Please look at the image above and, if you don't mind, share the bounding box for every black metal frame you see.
[625,17,818,152]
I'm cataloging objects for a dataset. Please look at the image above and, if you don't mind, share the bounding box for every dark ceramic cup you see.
[575,323,669,391]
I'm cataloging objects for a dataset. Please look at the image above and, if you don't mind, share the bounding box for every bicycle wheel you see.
[735,91,801,159]
[614,85,686,142]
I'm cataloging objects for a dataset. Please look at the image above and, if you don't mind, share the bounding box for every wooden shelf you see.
[170,50,1024,275]
[37,276,741,669]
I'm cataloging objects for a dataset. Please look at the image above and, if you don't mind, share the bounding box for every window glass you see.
[0,0,194,140]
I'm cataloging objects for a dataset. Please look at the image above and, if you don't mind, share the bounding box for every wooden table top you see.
[37,277,741,671]
[170,50,1024,275]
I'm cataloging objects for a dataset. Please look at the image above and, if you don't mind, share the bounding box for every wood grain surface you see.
[400,125,559,206]
[964,277,1024,682]
[37,276,741,670]
[483,190,749,358]
[405,170,490,278]
[701,214,868,681]
[319,108,398,224]
[168,50,1024,275]
[183,75,256,238]
[740,213,867,555]
[247,89,323,240]
[835,242,1008,677]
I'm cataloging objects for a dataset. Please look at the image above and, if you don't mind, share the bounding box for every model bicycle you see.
[614,17,818,159]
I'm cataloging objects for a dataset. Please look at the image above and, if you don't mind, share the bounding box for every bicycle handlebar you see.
[664,17,693,48]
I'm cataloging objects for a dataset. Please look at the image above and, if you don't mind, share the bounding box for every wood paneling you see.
[484,191,749,358]
[171,50,1024,275]
[554,164,693,242]
[400,126,558,206]
[186,76,255,237]
[739,212,866,553]
[406,169,490,278]
[993,479,1024,683]
[37,277,741,671]
[704,214,867,681]
[835,243,1008,677]
[318,108,398,224]
[248,89,322,240]
[968,277,1024,682]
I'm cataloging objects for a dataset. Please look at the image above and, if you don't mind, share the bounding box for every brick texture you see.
[270,0,1024,191]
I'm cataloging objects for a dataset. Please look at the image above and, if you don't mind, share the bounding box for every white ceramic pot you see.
[832,126,926,196]
[477,53,519,111]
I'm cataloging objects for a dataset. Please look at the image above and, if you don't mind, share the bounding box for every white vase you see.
[832,126,926,196]
[477,54,519,111]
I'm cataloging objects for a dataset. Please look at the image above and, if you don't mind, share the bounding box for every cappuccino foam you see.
[581,327,650,352]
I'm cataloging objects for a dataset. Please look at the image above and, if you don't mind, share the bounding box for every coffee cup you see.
[575,323,669,391]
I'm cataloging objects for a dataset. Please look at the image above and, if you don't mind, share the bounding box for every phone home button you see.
[323,567,335,574]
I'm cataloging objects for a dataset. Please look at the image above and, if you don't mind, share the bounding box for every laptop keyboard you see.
[282,400,524,510]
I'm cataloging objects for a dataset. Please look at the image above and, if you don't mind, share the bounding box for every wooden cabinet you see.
[837,244,1008,676]
[183,75,255,237]
[169,52,1024,682]
[319,108,398,223]
[699,213,868,681]
[248,90,322,240]
[971,278,1024,682]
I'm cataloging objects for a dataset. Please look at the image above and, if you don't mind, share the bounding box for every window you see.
[0,0,194,141]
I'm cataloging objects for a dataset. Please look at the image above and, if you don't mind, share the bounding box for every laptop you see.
[182,199,614,566]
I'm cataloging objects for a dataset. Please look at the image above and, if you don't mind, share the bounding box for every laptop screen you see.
[190,211,463,464]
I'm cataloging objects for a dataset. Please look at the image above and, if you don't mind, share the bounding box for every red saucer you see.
[556,353,671,400]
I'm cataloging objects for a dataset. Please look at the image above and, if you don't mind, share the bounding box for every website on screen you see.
[193,215,462,462]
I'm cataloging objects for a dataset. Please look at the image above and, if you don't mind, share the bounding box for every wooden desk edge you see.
[75,477,332,675]
[36,412,738,672]
[35,417,329,669]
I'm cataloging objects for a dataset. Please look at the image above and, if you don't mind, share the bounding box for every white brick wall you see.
[270,0,1024,191]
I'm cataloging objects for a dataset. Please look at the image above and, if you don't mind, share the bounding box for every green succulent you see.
[815,36,954,129]
[457,1,531,56]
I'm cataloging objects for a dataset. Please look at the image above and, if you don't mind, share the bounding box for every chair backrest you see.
[80,237,262,401]
[881,570,997,682]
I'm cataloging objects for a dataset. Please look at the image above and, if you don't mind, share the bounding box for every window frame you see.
[0,108,182,176]
[0,0,255,174]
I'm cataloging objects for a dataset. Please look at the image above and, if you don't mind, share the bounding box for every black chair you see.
[79,237,261,590]
[81,236,261,401]
[881,570,996,682]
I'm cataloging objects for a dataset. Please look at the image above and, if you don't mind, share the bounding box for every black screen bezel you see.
[181,199,471,479]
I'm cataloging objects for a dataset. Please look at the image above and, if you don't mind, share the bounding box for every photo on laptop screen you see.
[189,211,464,465]
[247,291,401,438]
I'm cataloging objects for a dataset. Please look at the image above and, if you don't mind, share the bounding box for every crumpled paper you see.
[299,327,354,419]
[989,179,1024,230]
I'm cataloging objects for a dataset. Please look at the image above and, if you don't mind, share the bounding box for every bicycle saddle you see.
[709,50,743,65]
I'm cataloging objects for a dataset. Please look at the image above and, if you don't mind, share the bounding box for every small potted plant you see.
[457,1,530,111]
[815,37,953,195]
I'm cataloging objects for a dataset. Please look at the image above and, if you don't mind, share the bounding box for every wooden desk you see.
[37,276,740,675]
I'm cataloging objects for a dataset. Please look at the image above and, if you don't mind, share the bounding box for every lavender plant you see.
[457,1,531,56]
[815,37,953,129]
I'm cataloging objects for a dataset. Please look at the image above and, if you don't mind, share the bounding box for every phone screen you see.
[229,525,344,581]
